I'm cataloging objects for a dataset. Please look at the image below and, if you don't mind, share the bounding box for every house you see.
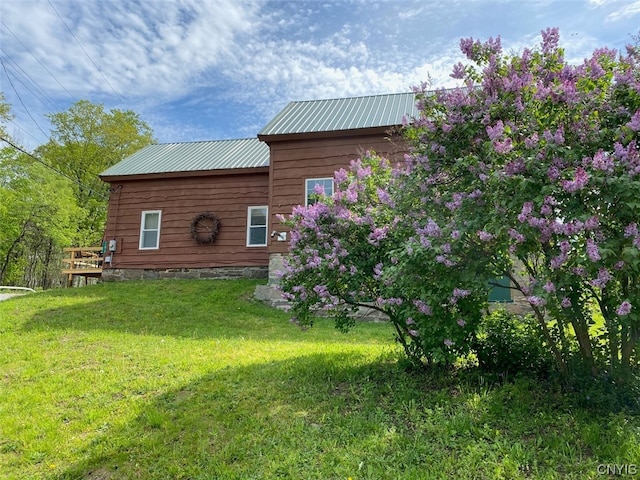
[99,91,518,307]
[99,92,418,283]
[99,138,270,280]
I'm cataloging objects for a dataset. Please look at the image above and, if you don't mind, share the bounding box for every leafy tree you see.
[37,100,155,243]
[0,92,11,140]
[280,29,640,383]
[0,147,77,287]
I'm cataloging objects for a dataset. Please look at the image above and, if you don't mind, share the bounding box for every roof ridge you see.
[286,91,414,105]
[152,137,259,146]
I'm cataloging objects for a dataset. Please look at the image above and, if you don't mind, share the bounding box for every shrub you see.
[474,309,553,378]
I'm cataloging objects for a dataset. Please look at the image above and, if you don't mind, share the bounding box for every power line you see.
[0,135,109,201]
[0,57,50,141]
[6,118,47,146]
[0,19,78,103]
[0,50,60,112]
[47,0,128,107]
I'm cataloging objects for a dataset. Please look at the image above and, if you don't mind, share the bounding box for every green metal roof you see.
[259,92,418,137]
[100,138,269,177]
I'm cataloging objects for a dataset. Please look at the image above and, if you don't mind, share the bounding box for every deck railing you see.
[62,247,103,286]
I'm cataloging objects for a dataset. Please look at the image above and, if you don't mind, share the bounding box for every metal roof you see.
[259,92,418,137]
[100,138,269,177]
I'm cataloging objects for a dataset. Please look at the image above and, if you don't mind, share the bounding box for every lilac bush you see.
[281,29,640,378]
[405,28,640,378]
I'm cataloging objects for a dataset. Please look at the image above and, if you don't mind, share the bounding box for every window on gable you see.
[247,206,268,247]
[139,210,161,250]
[305,178,334,206]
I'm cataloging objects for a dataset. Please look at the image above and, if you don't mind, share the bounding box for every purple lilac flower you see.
[444,338,454,347]
[368,227,389,245]
[616,301,632,316]
[518,202,533,223]
[590,268,613,288]
[584,216,600,231]
[453,288,470,298]
[561,297,572,308]
[561,167,589,193]
[615,261,625,270]
[334,168,348,183]
[457,318,466,327]
[524,133,539,149]
[486,121,505,141]
[591,150,614,173]
[627,110,640,131]
[586,238,601,262]
[550,254,567,270]
[413,299,433,316]
[409,329,419,337]
[345,185,358,203]
[543,281,556,293]
[421,219,442,237]
[541,27,560,54]
[624,223,638,238]
[445,193,464,211]
[373,263,383,278]
[377,188,395,207]
[313,284,329,298]
[477,230,494,241]
[509,228,525,243]
[547,165,560,181]
[493,138,514,154]
[527,296,547,307]
[451,62,466,79]
[406,317,415,325]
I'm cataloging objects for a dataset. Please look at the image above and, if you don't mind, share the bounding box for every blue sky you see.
[1,0,639,150]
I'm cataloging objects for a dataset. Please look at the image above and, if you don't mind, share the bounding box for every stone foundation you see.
[102,266,268,282]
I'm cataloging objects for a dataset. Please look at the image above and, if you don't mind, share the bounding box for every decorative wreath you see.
[190,212,221,244]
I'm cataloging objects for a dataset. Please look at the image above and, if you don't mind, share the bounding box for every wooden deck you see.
[62,247,103,286]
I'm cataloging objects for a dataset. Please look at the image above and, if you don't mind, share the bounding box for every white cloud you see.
[1,0,264,98]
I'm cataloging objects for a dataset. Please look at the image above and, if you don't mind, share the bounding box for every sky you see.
[1,0,639,150]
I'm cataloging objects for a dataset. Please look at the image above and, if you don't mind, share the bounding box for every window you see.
[247,206,268,247]
[488,276,513,303]
[305,178,334,206]
[139,210,161,250]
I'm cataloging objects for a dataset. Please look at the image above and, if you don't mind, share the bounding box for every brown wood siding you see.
[268,133,408,254]
[103,172,269,269]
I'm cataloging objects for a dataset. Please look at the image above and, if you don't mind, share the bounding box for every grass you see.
[0,279,639,479]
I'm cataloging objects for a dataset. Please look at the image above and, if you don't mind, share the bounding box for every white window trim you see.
[139,210,162,250]
[246,206,268,247]
[305,177,334,206]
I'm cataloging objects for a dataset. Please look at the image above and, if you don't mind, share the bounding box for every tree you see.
[0,147,78,287]
[37,100,155,243]
[280,29,640,382]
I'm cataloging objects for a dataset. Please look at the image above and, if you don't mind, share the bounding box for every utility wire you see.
[0,57,50,141]
[0,135,109,201]
[47,0,128,107]
[0,50,60,112]
[6,118,48,146]
[0,19,78,102]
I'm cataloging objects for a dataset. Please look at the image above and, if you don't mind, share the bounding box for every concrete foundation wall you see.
[102,266,268,282]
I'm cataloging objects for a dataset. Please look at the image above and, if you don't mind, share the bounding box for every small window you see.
[139,210,161,250]
[247,206,268,247]
[305,178,334,206]
[488,276,513,303]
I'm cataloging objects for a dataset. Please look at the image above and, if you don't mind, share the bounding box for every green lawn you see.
[0,279,638,479]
